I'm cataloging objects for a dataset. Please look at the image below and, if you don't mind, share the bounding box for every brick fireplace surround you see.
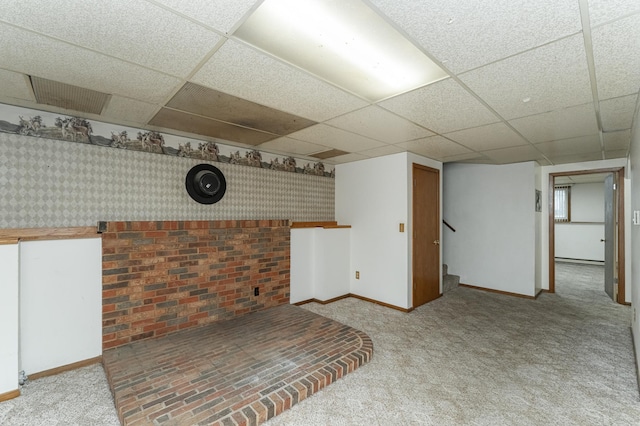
[101,220,291,349]
[100,220,373,425]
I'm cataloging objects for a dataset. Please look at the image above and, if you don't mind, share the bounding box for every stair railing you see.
[443,220,456,232]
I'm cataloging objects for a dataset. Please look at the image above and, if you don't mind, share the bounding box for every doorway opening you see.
[548,167,625,304]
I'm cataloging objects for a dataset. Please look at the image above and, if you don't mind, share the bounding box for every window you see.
[554,186,570,222]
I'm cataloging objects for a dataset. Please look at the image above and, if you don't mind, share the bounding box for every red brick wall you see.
[101,220,290,350]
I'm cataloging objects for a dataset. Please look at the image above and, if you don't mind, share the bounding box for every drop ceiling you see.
[0,0,638,166]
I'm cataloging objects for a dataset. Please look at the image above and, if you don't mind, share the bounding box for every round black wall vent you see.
[185,164,226,204]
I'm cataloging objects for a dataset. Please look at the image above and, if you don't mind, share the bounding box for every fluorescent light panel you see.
[235,0,448,101]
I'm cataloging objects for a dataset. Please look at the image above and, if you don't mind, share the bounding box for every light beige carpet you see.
[1,262,638,425]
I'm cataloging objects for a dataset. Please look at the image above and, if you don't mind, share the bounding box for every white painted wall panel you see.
[443,162,537,296]
[315,228,350,301]
[336,153,410,309]
[290,229,315,304]
[555,223,604,261]
[290,228,350,303]
[0,243,19,394]
[571,183,605,222]
[19,238,102,375]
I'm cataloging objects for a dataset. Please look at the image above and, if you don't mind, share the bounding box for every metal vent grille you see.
[31,76,111,115]
[166,82,316,136]
[311,149,349,159]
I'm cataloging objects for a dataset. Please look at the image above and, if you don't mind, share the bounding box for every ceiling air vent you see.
[311,149,349,159]
[30,76,111,115]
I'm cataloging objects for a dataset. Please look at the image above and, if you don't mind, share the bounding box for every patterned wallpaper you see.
[0,132,335,229]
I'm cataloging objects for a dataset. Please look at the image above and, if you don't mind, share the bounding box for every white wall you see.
[629,99,640,381]
[0,243,19,395]
[539,158,628,295]
[315,228,351,301]
[19,238,102,375]
[290,228,350,303]
[336,152,442,309]
[290,229,315,304]
[555,224,604,261]
[571,183,605,222]
[443,162,537,297]
[336,153,409,308]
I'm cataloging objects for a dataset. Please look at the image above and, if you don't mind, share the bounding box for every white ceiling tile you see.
[603,130,631,151]
[444,122,528,151]
[534,135,601,156]
[604,149,629,160]
[483,144,547,164]
[559,173,608,184]
[325,106,433,143]
[600,94,637,131]
[359,145,407,158]
[547,151,604,164]
[441,152,490,163]
[369,0,581,74]
[396,135,471,161]
[286,124,386,153]
[329,153,369,164]
[588,0,640,26]
[509,103,598,143]
[151,0,258,33]
[0,23,181,104]
[0,68,33,101]
[0,0,221,78]
[192,40,368,122]
[380,78,499,134]
[592,13,640,100]
[102,96,159,124]
[460,34,593,120]
[257,137,329,156]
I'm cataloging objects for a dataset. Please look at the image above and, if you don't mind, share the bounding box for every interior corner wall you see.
[0,132,334,229]
[539,157,627,292]
[335,152,442,310]
[628,99,640,377]
[443,162,537,297]
[336,153,409,309]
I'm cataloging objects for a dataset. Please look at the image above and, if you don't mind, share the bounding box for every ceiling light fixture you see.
[234,0,448,102]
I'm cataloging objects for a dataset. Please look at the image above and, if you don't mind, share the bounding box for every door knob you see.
[433,240,440,245]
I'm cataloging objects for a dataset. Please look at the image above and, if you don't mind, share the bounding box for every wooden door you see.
[412,164,440,308]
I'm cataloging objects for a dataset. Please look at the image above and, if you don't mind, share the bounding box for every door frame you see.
[411,163,441,308]
[548,167,625,303]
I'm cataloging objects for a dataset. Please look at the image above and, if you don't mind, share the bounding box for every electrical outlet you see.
[254,287,259,296]
[355,271,360,279]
